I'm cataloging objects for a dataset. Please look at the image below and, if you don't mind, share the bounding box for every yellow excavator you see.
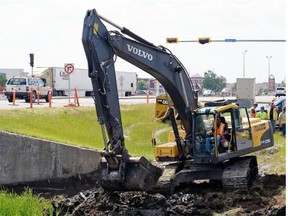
[82,9,274,192]
[155,93,179,122]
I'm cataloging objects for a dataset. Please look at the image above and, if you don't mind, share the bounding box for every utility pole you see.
[266,56,272,80]
[242,50,248,77]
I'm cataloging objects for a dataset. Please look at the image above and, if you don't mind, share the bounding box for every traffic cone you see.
[48,88,52,108]
[30,87,33,108]
[64,87,80,107]
[37,86,40,105]
[74,87,80,107]
[12,88,16,106]
[146,90,150,104]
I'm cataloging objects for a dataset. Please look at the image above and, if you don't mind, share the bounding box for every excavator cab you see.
[193,103,274,164]
[193,104,240,163]
[156,103,274,164]
[154,103,273,190]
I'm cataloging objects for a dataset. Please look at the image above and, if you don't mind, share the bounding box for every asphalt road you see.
[0,95,275,110]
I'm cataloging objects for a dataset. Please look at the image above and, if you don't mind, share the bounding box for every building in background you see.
[0,68,25,79]
[268,74,275,92]
[191,73,203,91]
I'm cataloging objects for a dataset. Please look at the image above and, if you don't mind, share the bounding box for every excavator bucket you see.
[100,156,163,191]
[124,157,163,190]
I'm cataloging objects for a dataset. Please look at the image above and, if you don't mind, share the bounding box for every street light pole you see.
[266,56,272,79]
[242,50,248,77]
[266,56,272,91]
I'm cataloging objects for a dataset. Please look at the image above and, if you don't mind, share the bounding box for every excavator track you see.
[149,156,258,193]
[151,162,180,194]
[222,156,258,190]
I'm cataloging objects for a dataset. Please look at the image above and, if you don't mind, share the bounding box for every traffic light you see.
[166,37,179,43]
[198,37,211,44]
[29,53,34,67]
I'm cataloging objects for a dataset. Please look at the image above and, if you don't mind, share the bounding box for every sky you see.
[0,0,286,83]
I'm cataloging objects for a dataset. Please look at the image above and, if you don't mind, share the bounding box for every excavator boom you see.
[82,9,170,190]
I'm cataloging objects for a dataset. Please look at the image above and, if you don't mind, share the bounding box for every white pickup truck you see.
[275,87,286,97]
[4,76,51,103]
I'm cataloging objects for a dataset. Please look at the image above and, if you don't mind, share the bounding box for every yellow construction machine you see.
[82,9,274,192]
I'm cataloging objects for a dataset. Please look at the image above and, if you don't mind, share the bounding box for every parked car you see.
[275,87,286,97]
[4,76,51,103]
[136,90,147,95]
[220,87,232,97]
[202,89,215,96]
[136,90,155,95]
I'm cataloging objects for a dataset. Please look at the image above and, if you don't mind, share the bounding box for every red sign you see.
[64,63,74,74]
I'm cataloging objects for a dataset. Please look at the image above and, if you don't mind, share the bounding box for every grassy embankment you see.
[0,104,170,159]
[0,103,285,169]
[0,104,285,214]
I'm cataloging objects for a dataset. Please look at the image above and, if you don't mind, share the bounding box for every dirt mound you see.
[52,174,285,216]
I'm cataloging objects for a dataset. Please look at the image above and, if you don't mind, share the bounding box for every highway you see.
[0,95,275,109]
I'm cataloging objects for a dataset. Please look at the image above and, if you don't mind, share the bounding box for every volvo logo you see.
[127,44,153,61]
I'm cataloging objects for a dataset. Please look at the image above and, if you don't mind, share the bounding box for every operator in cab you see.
[205,115,227,154]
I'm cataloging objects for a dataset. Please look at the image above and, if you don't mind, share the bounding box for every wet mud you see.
[52,174,285,216]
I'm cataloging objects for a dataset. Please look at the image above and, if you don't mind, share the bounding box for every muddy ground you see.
[51,173,285,216]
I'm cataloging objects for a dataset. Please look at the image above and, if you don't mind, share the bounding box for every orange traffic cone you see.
[30,87,33,108]
[48,88,52,108]
[64,88,79,107]
[37,86,40,105]
[146,90,150,104]
[74,87,80,107]
[12,88,16,106]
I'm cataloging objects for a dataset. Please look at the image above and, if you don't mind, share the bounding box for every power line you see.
[182,39,286,43]
[166,37,286,44]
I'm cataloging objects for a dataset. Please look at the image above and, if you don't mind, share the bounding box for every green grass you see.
[0,104,285,165]
[0,105,285,165]
[255,130,286,174]
[0,188,53,215]
[0,104,170,160]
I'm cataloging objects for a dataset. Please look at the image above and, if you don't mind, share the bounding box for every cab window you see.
[233,108,252,150]
[28,78,33,85]
[37,79,45,87]
[33,79,39,86]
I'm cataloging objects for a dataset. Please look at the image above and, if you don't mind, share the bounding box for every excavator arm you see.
[82,9,198,191]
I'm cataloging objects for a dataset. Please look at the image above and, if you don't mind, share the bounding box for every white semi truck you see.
[116,71,137,97]
[35,67,137,97]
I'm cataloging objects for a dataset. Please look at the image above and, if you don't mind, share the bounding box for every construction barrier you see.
[48,88,52,108]
[37,86,40,105]
[146,90,150,104]
[74,87,80,107]
[12,88,16,106]
[64,87,80,107]
[30,88,33,108]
